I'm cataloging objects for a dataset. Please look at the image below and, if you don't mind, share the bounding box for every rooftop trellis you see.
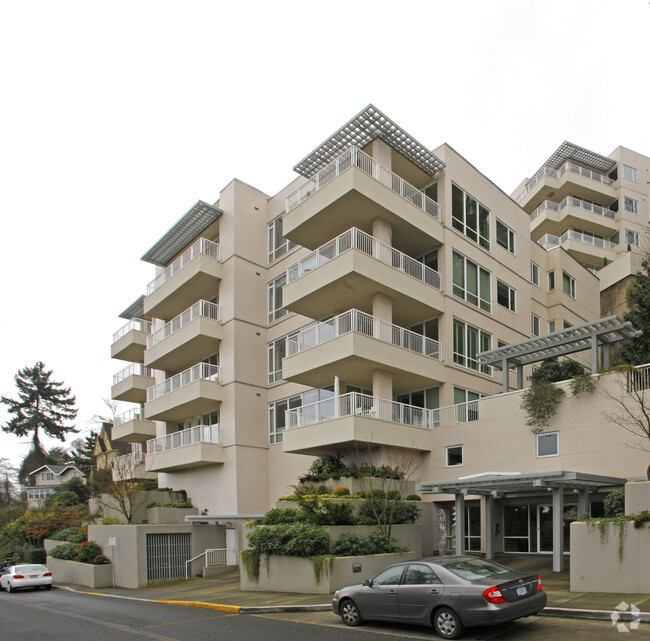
[542,141,616,172]
[119,295,146,320]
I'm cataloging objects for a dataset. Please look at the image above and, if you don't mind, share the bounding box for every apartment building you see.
[109,106,648,568]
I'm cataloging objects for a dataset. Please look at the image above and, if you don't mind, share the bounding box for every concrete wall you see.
[146,506,198,524]
[46,557,113,589]
[625,480,650,514]
[89,490,188,524]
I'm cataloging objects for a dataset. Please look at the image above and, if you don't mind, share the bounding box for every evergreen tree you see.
[619,257,650,365]
[67,431,98,476]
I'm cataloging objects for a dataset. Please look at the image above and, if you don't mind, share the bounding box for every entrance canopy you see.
[477,315,641,392]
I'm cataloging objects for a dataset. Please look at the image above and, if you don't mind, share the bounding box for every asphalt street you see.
[0,588,644,641]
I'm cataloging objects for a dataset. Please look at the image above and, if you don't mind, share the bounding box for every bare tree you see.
[90,397,121,426]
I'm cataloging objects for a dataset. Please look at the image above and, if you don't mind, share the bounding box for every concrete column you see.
[517,365,524,390]
[502,358,509,393]
[578,490,589,517]
[552,488,565,572]
[484,495,495,560]
[591,337,599,373]
[455,494,466,555]
[371,139,392,171]
[372,369,392,402]
[372,292,393,324]
[603,343,610,370]
[372,217,392,246]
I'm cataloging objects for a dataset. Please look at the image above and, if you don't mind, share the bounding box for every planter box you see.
[46,556,113,588]
[146,506,198,524]
[241,551,417,594]
[625,480,650,514]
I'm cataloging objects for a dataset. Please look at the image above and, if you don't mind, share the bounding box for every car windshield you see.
[15,565,46,573]
[443,559,512,580]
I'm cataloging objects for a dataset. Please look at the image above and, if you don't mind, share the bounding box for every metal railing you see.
[147,423,221,455]
[185,547,236,579]
[113,363,152,385]
[286,309,441,360]
[112,318,152,343]
[286,145,440,220]
[517,162,615,202]
[146,363,219,401]
[628,363,650,393]
[147,300,220,348]
[114,407,148,426]
[530,196,617,223]
[146,238,220,294]
[286,227,441,290]
[285,392,480,431]
[538,230,616,252]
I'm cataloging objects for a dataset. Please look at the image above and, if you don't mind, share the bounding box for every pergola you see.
[478,316,641,393]
[417,471,625,572]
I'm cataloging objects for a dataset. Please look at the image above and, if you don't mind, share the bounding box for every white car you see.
[0,565,53,592]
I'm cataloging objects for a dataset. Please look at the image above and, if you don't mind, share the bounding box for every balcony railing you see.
[517,162,615,202]
[627,363,650,392]
[286,146,440,220]
[113,444,145,469]
[112,318,152,343]
[113,363,152,385]
[539,230,617,252]
[114,407,148,427]
[285,392,479,431]
[530,196,617,223]
[147,238,220,295]
[146,424,221,455]
[146,363,219,401]
[286,227,441,290]
[147,300,220,348]
[286,309,441,360]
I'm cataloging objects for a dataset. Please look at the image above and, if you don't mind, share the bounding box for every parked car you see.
[0,565,53,592]
[332,556,546,639]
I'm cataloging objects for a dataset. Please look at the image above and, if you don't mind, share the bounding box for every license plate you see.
[516,586,528,596]
[28,575,37,579]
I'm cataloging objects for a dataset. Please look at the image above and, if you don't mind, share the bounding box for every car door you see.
[355,564,405,620]
[397,563,445,622]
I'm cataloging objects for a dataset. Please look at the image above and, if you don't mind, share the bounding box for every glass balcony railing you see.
[147,300,220,348]
[112,318,152,343]
[538,230,617,252]
[114,407,148,427]
[113,363,152,385]
[146,424,221,454]
[530,196,617,223]
[146,363,219,401]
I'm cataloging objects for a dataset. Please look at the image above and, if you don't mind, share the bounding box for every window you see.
[268,274,288,322]
[496,220,515,253]
[268,215,296,262]
[563,320,573,330]
[625,229,640,246]
[269,388,334,444]
[424,183,438,202]
[610,230,620,245]
[531,262,540,286]
[537,432,559,457]
[453,387,482,422]
[409,318,439,342]
[624,197,639,214]
[451,184,490,249]
[548,320,556,333]
[417,249,438,272]
[70,470,81,478]
[403,563,441,585]
[453,319,492,375]
[548,270,555,292]
[446,445,463,467]
[497,280,516,312]
[623,165,638,182]
[41,472,54,481]
[531,313,540,337]
[372,565,405,586]
[562,272,576,299]
[452,251,491,312]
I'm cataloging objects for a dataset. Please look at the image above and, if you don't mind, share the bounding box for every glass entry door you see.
[537,505,553,553]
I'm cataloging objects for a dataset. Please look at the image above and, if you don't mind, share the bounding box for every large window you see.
[453,387,483,422]
[624,197,639,214]
[531,262,540,287]
[268,215,296,263]
[268,274,288,323]
[531,313,540,337]
[496,220,515,254]
[562,271,576,299]
[453,251,491,312]
[268,388,334,444]
[497,280,516,312]
[625,229,640,246]
[453,319,492,375]
[451,184,490,249]
[268,336,287,384]
[623,165,638,182]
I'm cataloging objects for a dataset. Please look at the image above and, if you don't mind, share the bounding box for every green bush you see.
[386,490,401,500]
[146,501,193,509]
[101,517,120,525]
[406,494,421,501]
[530,358,584,384]
[291,482,331,497]
[331,531,407,556]
[307,454,348,478]
[139,479,158,491]
[604,488,626,517]
[50,526,88,544]
[357,498,422,526]
[50,543,79,560]
[76,541,104,564]
[247,523,329,558]
[24,548,46,564]
[256,508,306,525]
[93,554,110,565]
[51,490,82,507]
[333,486,350,496]
[370,489,386,499]
[60,477,90,504]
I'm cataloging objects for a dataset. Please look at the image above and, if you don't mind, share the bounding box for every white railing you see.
[517,162,615,202]
[530,196,617,223]
[114,407,148,426]
[112,318,152,343]
[539,230,616,252]
[147,424,221,455]
[286,227,441,290]
[286,146,440,220]
[286,309,441,360]
[628,363,650,393]
[113,363,152,385]
[146,238,220,295]
[146,363,219,401]
[285,392,480,431]
[147,300,220,348]
[185,547,236,579]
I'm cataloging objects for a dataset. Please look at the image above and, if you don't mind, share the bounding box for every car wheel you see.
[44,585,52,591]
[433,607,464,640]
[7,583,14,593]
[339,599,363,626]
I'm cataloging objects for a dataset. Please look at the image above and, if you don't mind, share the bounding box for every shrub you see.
[60,477,90,504]
[295,496,357,526]
[139,479,158,491]
[76,541,104,564]
[370,489,386,499]
[386,490,401,500]
[333,486,350,496]
[352,491,366,499]
[24,548,46,564]
[146,501,193,509]
[604,488,626,517]
[257,508,306,525]
[50,543,79,560]
[331,531,407,556]
[357,498,422,526]
[50,526,87,544]
[93,554,110,565]
[530,358,584,384]
[291,482,331,497]
[51,490,82,507]
[307,454,349,478]
[406,494,421,501]
[101,517,120,525]
[247,523,329,558]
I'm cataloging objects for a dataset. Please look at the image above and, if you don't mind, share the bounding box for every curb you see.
[540,607,650,622]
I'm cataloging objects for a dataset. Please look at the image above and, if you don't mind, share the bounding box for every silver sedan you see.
[332,556,547,639]
[0,565,53,592]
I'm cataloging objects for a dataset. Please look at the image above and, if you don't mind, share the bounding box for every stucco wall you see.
[46,557,113,589]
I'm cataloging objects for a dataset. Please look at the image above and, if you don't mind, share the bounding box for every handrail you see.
[286,309,441,360]
[146,363,219,401]
[147,300,220,348]
[147,423,221,455]
[113,318,152,343]
[185,547,236,579]
[113,363,152,385]
[538,230,616,252]
[530,196,617,223]
[286,145,440,220]
[286,227,441,290]
[147,238,220,294]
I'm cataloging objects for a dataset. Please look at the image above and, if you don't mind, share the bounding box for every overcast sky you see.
[1,0,649,469]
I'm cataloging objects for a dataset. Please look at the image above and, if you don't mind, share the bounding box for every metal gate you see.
[146,533,191,581]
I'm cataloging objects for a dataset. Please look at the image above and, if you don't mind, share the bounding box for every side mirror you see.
[362,579,371,587]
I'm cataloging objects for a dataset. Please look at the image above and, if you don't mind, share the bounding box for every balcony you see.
[284,228,444,327]
[530,196,618,239]
[143,238,221,321]
[145,424,223,472]
[111,318,152,362]
[538,230,617,265]
[111,363,154,403]
[283,309,444,394]
[112,446,156,481]
[144,363,221,422]
[284,146,443,255]
[516,162,616,212]
[144,300,221,371]
[112,408,157,443]
[282,393,479,456]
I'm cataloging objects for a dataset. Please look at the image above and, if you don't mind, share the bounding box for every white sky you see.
[1,0,649,468]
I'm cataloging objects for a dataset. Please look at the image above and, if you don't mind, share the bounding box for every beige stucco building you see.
[108,106,650,576]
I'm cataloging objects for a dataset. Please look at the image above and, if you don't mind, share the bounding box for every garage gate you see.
[146,533,191,581]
